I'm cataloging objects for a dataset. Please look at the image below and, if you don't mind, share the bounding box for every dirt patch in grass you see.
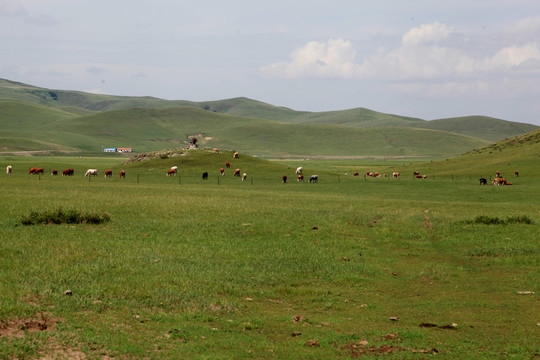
[0,315,63,339]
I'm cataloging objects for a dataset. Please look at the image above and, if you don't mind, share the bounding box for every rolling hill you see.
[0,78,537,157]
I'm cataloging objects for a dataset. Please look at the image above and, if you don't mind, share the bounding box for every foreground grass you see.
[0,158,539,359]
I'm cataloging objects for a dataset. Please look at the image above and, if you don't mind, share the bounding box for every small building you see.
[104,148,117,152]
[117,148,133,153]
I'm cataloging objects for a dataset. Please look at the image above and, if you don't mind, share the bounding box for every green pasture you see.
[0,152,538,359]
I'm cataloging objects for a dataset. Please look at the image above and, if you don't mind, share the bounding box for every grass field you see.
[0,151,538,359]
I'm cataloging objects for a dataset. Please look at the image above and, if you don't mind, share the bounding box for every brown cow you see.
[233,169,241,177]
[220,168,225,176]
[282,175,287,183]
[297,174,304,182]
[62,168,74,176]
[233,152,239,159]
[51,169,58,175]
[415,174,427,179]
[120,170,126,178]
[28,167,44,175]
[225,161,231,168]
[105,170,113,178]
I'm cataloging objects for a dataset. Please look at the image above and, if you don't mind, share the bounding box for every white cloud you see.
[260,38,363,79]
[401,21,453,46]
[261,20,540,81]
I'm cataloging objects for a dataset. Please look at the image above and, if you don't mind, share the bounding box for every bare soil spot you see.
[0,315,64,339]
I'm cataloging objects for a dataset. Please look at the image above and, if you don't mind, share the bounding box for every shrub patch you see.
[20,208,111,225]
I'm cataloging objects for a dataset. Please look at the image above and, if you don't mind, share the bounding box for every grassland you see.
[1,144,538,359]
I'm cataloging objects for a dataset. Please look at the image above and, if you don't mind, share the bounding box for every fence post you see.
[217,176,220,185]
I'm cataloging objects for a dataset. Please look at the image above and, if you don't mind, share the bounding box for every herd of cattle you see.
[5,163,518,186]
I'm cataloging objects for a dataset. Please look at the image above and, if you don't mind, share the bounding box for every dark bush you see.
[465,215,534,225]
[21,208,110,225]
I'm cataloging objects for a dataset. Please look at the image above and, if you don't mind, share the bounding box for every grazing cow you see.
[297,174,304,182]
[233,152,239,159]
[296,167,303,175]
[120,170,126,179]
[309,175,318,183]
[202,172,208,180]
[414,171,420,176]
[415,174,427,179]
[393,172,400,178]
[28,167,44,175]
[366,172,373,177]
[6,165,12,174]
[242,173,247,181]
[52,169,58,175]
[220,168,225,176]
[233,169,241,177]
[167,166,177,176]
[62,168,74,176]
[353,172,359,176]
[514,171,519,177]
[85,169,98,176]
[213,148,219,153]
[282,175,287,183]
[493,177,512,185]
[373,172,381,178]
[225,161,231,168]
[479,178,488,185]
[104,170,113,178]
[495,171,500,177]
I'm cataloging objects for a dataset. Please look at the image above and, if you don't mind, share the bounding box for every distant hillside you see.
[0,78,536,156]
[0,103,490,157]
[404,129,540,177]
[406,116,539,143]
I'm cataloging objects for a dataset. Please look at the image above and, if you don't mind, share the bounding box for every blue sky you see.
[2,0,540,125]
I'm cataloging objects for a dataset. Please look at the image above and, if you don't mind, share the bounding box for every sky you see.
[1,0,540,125]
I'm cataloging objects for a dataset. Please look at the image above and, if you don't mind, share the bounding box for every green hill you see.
[0,78,537,156]
[401,129,540,178]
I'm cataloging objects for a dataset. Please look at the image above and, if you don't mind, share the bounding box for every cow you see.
[6,165,12,174]
[202,172,209,180]
[493,177,511,185]
[479,178,488,185]
[220,168,225,176]
[62,169,74,176]
[242,173,247,181]
[366,172,373,177]
[225,161,231,168]
[233,152,239,159]
[414,171,420,176]
[309,175,318,183]
[85,169,98,176]
[297,174,304,182]
[495,171,501,177]
[213,148,219,153]
[120,170,126,179]
[373,172,381,178]
[393,172,400,178]
[28,167,44,175]
[353,172,359,176]
[167,166,177,176]
[104,170,113,178]
[415,174,427,179]
[296,167,303,175]
[233,169,241,177]
[52,169,58,175]
[282,175,287,183]
[514,171,519,177]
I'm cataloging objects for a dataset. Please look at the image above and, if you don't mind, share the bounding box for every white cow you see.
[242,173,247,181]
[296,167,303,175]
[85,169,98,176]
[6,165,12,174]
